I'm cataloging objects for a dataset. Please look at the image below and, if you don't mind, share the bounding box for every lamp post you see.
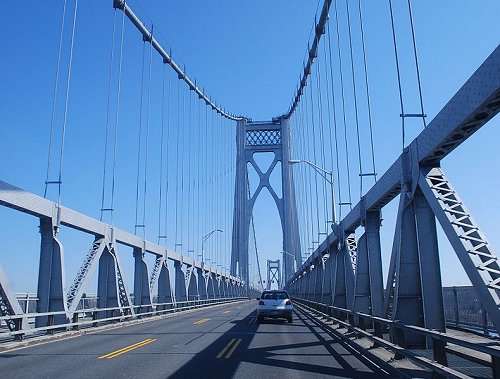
[201,229,223,264]
[289,159,337,228]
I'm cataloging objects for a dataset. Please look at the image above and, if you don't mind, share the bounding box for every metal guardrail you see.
[0,297,246,343]
[444,286,497,335]
[294,297,500,379]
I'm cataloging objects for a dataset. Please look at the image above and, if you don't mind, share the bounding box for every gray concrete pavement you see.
[0,300,389,378]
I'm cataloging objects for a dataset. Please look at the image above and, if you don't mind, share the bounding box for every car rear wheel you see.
[257,316,264,323]
[287,316,293,323]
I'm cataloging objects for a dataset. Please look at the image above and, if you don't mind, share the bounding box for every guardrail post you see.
[482,306,489,336]
[432,337,448,368]
[492,355,500,379]
[72,312,79,330]
[392,324,406,359]
[47,314,55,335]
[14,318,24,341]
[453,286,459,327]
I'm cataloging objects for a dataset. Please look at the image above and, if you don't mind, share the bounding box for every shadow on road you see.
[167,307,388,378]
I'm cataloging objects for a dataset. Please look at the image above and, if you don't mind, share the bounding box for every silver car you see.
[257,290,293,323]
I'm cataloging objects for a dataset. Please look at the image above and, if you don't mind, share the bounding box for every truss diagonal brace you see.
[419,167,500,334]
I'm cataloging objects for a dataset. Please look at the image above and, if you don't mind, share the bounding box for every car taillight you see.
[259,300,264,305]
[286,300,292,305]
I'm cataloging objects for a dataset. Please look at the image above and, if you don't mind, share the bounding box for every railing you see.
[0,297,246,343]
[444,286,497,336]
[294,297,500,379]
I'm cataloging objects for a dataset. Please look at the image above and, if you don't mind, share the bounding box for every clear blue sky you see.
[0,0,499,293]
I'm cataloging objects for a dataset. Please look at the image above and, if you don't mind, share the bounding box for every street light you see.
[289,159,337,228]
[201,229,223,264]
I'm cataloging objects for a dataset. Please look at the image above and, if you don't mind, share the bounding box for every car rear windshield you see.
[261,291,289,300]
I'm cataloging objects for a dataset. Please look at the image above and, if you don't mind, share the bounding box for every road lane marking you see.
[225,338,242,358]
[216,338,242,359]
[98,338,156,359]
[223,310,231,314]
[216,338,235,358]
[248,318,256,324]
[193,318,211,325]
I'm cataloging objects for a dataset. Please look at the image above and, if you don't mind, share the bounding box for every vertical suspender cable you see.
[100,10,117,221]
[345,0,364,198]
[57,0,79,206]
[110,9,126,226]
[315,62,329,233]
[45,0,68,199]
[158,62,167,244]
[388,0,406,149]
[357,0,377,183]
[334,0,353,218]
[326,21,342,218]
[187,91,192,257]
[134,41,146,235]
[174,80,181,248]
[309,75,321,245]
[142,30,153,240]
[407,0,427,128]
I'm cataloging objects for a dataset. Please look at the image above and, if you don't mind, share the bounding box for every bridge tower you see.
[231,118,301,293]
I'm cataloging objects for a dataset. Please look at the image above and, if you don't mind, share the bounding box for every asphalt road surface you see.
[0,300,389,378]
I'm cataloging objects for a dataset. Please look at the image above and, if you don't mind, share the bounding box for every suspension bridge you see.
[1,0,499,377]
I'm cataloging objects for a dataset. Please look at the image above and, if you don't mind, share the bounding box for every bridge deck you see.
[0,300,389,378]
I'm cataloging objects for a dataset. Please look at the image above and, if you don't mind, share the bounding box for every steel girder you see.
[420,167,500,333]
[67,237,106,312]
[157,262,173,309]
[286,44,500,335]
[0,180,242,289]
[290,45,500,280]
[133,247,152,313]
[97,244,134,318]
[36,217,68,327]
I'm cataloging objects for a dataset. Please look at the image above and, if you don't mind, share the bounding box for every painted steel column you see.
[215,275,222,299]
[207,272,216,299]
[231,120,250,294]
[186,266,198,301]
[36,217,68,327]
[133,247,152,313]
[97,246,119,319]
[365,211,384,316]
[197,268,208,300]
[314,259,324,303]
[174,261,187,303]
[281,118,302,282]
[353,233,371,314]
[392,195,425,348]
[157,263,173,309]
[322,246,336,305]
[414,188,445,332]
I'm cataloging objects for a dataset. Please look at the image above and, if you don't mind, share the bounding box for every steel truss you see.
[286,45,500,340]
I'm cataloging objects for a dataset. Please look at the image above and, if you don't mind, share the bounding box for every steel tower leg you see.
[97,246,120,319]
[36,217,68,327]
[197,268,207,300]
[157,263,173,310]
[186,266,198,301]
[133,247,152,314]
[231,119,301,293]
[174,261,187,304]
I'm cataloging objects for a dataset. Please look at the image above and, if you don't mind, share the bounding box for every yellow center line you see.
[216,338,235,359]
[193,318,211,325]
[225,338,242,358]
[98,338,156,359]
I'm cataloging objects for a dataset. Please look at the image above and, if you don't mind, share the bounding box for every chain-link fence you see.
[443,286,495,335]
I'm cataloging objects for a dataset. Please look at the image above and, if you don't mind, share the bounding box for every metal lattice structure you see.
[286,45,500,343]
[231,120,301,292]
